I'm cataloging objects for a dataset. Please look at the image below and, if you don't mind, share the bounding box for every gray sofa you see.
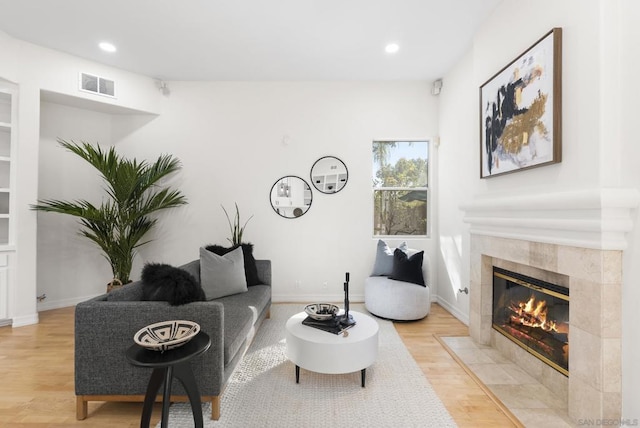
[74,259,271,421]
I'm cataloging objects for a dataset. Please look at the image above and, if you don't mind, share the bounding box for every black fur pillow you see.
[141,263,206,305]
[205,243,261,286]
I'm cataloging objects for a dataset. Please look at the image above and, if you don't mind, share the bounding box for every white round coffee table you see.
[285,310,379,387]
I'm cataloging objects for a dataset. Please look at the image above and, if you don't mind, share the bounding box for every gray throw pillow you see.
[371,239,408,276]
[200,246,248,300]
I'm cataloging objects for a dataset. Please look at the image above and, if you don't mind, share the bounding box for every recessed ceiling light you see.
[385,43,399,54]
[99,42,117,53]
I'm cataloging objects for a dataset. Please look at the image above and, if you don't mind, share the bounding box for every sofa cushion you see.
[371,239,408,276]
[389,248,425,286]
[140,263,206,305]
[205,243,261,286]
[200,246,248,300]
[216,285,271,364]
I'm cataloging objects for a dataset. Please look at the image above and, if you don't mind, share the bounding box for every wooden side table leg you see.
[160,366,174,428]
[174,362,204,428]
[142,368,166,428]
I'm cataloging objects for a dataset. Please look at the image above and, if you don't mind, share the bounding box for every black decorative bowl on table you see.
[303,303,354,335]
[133,320,200,352]
[304,303,340,321]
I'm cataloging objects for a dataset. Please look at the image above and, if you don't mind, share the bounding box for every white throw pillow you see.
[200,246,248,300]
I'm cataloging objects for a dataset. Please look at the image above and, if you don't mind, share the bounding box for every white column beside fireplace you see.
[461,188,639,422]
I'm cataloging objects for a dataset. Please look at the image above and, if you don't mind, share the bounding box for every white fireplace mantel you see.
[460,188,640,250]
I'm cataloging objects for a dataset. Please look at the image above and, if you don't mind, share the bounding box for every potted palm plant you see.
[31,139,187,290]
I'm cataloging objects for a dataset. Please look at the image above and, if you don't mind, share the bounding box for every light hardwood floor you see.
[394,304,518,427]
[0,303,515,427]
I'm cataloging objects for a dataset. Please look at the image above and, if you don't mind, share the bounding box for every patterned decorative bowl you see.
[304,303,340,321]
[134,320,200,352]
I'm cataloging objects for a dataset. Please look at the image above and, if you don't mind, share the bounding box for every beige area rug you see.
[158,304,457,428]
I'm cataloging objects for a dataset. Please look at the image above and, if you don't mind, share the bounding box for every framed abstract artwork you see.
[480,28,562,178]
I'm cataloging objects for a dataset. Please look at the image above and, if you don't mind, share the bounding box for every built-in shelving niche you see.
[0,87,13,247]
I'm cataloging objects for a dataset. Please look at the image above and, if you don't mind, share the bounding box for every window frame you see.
[372,139,431,238]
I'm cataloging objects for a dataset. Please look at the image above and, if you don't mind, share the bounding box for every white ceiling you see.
[0,0,501,81]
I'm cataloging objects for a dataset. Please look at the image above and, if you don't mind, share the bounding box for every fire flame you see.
[509,295,558,332]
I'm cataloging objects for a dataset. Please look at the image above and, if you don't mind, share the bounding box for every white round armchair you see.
[364,276,431,321]
[364,243,431,321]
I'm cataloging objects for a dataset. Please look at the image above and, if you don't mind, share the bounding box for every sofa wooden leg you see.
[266,308,271,319]
[211,396,220,420]
[76,396,88,420]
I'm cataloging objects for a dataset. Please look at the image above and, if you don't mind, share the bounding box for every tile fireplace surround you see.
[461,188,639,423]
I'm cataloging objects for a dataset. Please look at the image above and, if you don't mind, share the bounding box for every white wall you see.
[36,102,115,307]
[434,50,475,323]
[36,81,438,304]
[437,0,640,417]
[0,28,439,317]
[0,31,162,115]
[618,0,640,418]
[0,30,162,323]
[473,0,603,192]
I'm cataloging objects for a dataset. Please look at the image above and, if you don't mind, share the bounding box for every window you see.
[372,141,428,236]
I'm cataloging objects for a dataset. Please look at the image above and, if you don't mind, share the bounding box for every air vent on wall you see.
[79,72,116,98]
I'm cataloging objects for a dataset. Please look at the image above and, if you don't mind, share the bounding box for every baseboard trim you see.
[37,294,101,312]
[273,293,364,303]
[11,313,39,327]
[274,294,437,305]
[436,296,469,325]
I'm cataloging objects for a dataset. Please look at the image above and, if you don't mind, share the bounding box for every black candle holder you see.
[339,272,356,328]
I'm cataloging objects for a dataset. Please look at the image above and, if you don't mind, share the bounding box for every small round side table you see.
[126,330,211,428]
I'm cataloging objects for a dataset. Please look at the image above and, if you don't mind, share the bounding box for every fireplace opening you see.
[492,267,569,376]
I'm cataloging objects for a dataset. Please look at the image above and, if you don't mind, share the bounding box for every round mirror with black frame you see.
[269,176,312,219]
[310,156,348,194]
